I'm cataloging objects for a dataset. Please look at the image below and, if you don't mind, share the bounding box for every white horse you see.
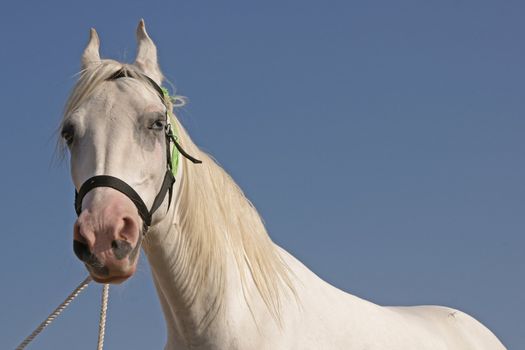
[62,20,506,349]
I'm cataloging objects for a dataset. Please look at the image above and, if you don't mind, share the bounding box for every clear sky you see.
[1,1,523,349]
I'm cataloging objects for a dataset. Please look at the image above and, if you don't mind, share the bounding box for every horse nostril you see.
[73,221,89,244]
[73,240,90,262]
[111,239,133,260]
[73,240,105,270]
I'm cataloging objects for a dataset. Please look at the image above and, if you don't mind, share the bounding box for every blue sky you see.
[1,1,523,348]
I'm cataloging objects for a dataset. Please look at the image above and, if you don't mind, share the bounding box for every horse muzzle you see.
[73,188,143,283]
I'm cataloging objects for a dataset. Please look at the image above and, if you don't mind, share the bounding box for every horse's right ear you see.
[134,19,163,84]
[81,28,101,69]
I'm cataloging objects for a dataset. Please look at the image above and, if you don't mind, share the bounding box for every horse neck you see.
[142,223,237,347]
[141,152,292,347]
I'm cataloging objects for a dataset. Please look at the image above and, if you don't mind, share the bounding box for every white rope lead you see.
[97,283,109,350]
[16,276,92,350]
[15,276,110,350]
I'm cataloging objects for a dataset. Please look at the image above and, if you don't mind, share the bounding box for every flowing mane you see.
[61,60,295,325]
[173,124,296,325]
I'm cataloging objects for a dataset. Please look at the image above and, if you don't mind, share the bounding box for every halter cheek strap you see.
[74,68,201,233]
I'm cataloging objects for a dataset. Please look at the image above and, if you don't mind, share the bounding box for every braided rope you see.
[16,276,92,350]
[97,284,109,350]
[15,276,110,350]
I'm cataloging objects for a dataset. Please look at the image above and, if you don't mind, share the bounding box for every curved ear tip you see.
[137,19,146,33]
[89,28,99,39]
[137,19,149,39]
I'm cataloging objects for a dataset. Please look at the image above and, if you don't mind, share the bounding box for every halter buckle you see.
[165,123,177,142]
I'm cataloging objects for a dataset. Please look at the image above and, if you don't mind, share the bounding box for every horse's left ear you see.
[81,28,101,69]
[135,19,163,85]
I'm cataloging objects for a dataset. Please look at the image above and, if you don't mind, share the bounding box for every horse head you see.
[62,20,184,283]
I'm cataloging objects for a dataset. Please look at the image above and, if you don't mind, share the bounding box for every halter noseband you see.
[74,68,201,232]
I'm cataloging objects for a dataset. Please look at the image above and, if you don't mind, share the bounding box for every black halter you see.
[74,68,201,231]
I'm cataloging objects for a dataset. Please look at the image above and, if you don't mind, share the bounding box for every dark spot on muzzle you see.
[73,240,109,276]
[111,239,133,260]
[73,240,104,269]
[74,240,98,266]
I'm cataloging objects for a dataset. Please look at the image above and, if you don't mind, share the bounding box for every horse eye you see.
[149,120,165,130]
[61,124,75,145]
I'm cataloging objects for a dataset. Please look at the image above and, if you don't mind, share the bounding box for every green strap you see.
[161,87,180,176]
[161,87,171,100]
[168,114,180,177]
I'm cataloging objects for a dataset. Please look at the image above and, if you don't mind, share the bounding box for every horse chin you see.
[91,274,133,284]
[88,264,137,285]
